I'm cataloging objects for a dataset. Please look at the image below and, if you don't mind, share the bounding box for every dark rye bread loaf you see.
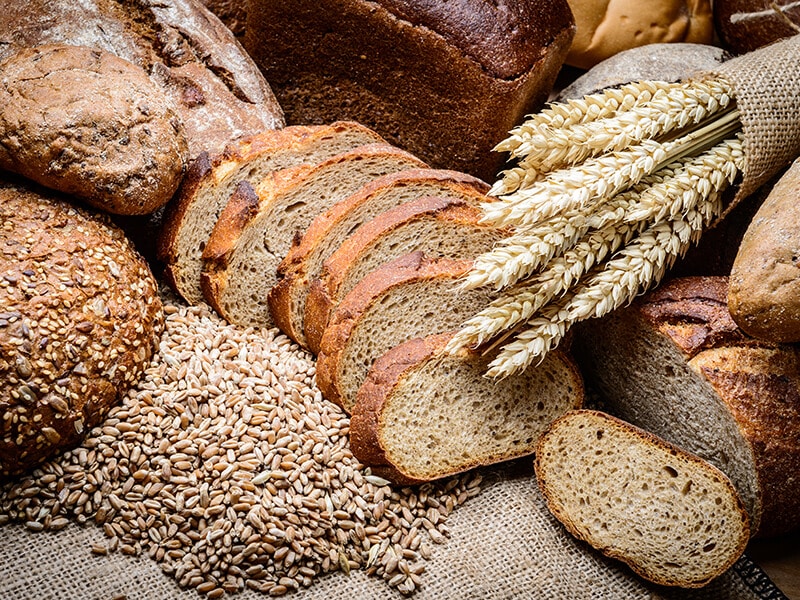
[158,122,386,305]
[269,169,491,348]
[244,0,575,181]
[316,252,498,412]
[304,196,506,354]
[0,0,284,158]
[350,332,584,485]
[574,276,800,537]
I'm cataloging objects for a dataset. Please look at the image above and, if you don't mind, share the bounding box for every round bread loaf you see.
[0,44,189,215]
[715,0,800,55]
[0,178,164,476]
[565,0,714,69]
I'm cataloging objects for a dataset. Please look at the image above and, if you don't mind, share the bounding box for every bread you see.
[316,252,498,412]
[715,0,800,55]
[199,0,246,37]
[158,122,387,305]
[304,196,506,354]
[269,169,491,348]
[0,0,284,158]
[244,0,575,181]
[350,332,584,485]
[728,157,800,342]
[0,44,189,216]
[564,0,714,69]
[0,176,163,476]
[535,409,750,588]
[200,144,426,328]
[573,276,800,536]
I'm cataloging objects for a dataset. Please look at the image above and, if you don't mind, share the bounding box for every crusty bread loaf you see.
[0,0,284,158]
[350,332,583,484]
[244,0,575,180]
[158,122,386,304]
[728,157,800,342]
[304,196,506,354]
[0,44,189,216]
[200,144,426,328]
[574,276,800,536]
[316,252,498,412]
[0,176,163,475]
[535,409,750,588]
[714,0,800,55]
[269,169,491,348]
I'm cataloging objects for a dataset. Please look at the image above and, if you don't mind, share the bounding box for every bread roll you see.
[0,44,189,216]
[0,178,163,475]
[565,0,714,69]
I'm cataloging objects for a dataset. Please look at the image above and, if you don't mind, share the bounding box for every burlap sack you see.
[0,463,785,599]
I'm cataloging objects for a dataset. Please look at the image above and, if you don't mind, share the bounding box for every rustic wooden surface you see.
[749,533,800,599]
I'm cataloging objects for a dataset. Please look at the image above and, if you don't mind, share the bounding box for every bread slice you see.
[158,121,386,304]
[534,409,750,588]
[315,251,498,412]
[350,332,583,484]
[574,276,800,537]
[200,144,426,327]
[304,196,506,354]
[268,168,490,348]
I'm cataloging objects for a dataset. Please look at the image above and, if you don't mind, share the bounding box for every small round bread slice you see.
[200,143,426,328]
[315,251,499,412]
[158,121,387,304]
[269,168,491,348]
[304,195,507,354]
[535,409,751,588]
[350,332,583,484]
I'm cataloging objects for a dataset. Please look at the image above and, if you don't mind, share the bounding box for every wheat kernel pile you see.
[0,300,482,597]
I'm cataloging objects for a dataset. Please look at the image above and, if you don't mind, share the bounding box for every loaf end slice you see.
[535,409,750,588]
[350,332,583,484]
[158,121,386,304]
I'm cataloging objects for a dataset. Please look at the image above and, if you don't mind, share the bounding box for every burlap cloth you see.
[0,462,786,600]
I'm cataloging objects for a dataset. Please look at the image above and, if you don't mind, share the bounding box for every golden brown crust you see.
[0,177,163,475]
[304,195,499,353]
[315,252,472,409]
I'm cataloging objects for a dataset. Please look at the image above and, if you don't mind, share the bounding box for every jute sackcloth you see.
[0,463,785,600]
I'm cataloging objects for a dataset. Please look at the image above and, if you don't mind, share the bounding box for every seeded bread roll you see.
[304,196,506,354]
[200,144,426,328]
[350,332,584,484]
[574,276,800,536]
[535,410,750,588]
[244,0,575,180]
[0,44,189,216]
[0,177,163,476]
[270,169,491,349]
[158,122,386,305]
[316,252,498,412]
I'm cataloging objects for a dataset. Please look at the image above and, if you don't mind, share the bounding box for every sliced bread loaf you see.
[304,196,506,354]
[315,252,497,412]
[269,168,490,348]
[535,409,750,588]
[158,121,386,304]
[574,276,800,537]
[200,144,426,327]
[350,332,583,484]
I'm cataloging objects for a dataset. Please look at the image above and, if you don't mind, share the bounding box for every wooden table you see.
[749,533,800,599]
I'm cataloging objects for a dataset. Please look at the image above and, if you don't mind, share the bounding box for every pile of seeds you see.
[0,301,483,597]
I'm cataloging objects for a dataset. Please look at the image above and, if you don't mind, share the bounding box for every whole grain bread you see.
[574,276,800,536]
[304,196,506,354]
[0,176,163,475]
[200,144,426,328]
[158,122,387,304]
[269,169,491,348]
[535,409,750,588]
[315,252,498,412]
[244,0,575,181]
[714,0,800,55]
[0,0,284,158]
[350,332,583,484]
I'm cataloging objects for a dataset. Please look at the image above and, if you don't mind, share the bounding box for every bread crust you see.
[714,0,800,54]
[304,196,503,353]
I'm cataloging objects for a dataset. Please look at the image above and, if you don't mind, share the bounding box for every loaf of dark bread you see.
[574,276,800,537]
[714,0,800,55]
